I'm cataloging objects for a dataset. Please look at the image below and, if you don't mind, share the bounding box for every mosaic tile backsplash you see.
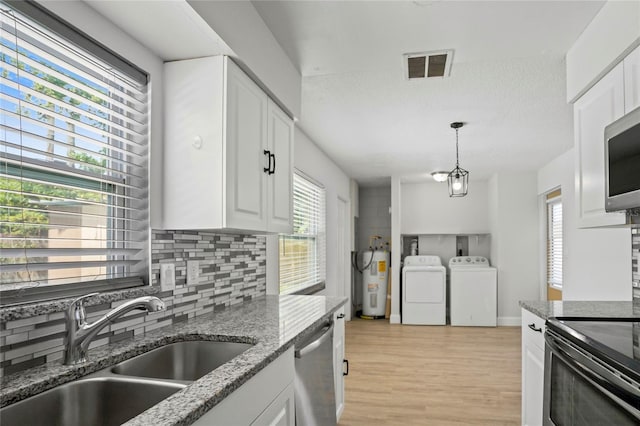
[0,231,266,378]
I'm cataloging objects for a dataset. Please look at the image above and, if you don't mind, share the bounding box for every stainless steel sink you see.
[111,340,253,381]
[0,377,184,426]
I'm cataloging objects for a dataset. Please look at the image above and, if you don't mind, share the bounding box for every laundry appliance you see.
[449,256,497,326]
[401,255,446,325]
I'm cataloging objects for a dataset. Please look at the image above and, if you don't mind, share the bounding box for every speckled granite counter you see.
[519,300,640,320]
[0,294,347,425]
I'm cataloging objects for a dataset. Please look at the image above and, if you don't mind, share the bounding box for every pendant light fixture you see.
[447,122,469,197]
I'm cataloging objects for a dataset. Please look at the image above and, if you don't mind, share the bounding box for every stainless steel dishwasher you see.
[294,319,336,426]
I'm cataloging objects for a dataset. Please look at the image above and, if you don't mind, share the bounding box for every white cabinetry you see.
[624,45,640,112]
[333,307,347,421]
[574,46,640,228]
[574,63,626,228]
[193,347,295,426]
[521,308,546,426]
[164,56,293,234]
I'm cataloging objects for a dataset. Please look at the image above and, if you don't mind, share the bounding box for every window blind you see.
[547,193,562,288]
[0,3,149,297]
[279,172,326,295]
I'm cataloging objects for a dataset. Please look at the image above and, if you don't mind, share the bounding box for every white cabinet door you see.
[266,100,293,234]
[225,59,269,231]
[193,347,294,426]
[522,344,545,426]
[624,45,640,112]
[574,62,626,228]
[333,307,346,421]
[252,383,295,426]
[521,308,546,426]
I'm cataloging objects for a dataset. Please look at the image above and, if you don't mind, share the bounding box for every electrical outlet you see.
[160,263,175,290]
[187,260,199,285]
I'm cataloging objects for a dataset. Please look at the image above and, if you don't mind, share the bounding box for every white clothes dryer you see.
[449,256,497,327]
[402,255,446,325]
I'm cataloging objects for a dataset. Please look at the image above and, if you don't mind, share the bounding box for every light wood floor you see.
[338,319,521,426]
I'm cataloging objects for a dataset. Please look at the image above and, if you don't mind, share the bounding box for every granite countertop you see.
[519,300,640,320]
[0,294,347,425]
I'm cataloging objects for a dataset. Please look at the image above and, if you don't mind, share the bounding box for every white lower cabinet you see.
[193,347,294,426]
[521,308,546,426]
[333,307,346,421]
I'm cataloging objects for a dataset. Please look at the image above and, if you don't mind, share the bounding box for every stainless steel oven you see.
[543,319,640,426]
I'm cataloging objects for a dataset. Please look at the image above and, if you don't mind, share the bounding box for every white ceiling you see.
[252,0,606,186]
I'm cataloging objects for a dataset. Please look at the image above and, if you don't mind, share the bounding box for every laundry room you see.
[353,174,537,327]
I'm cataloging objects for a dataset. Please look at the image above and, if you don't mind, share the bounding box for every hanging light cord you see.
[454,128,460,169]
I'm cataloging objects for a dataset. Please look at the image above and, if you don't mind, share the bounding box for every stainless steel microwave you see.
[604,105,640,212]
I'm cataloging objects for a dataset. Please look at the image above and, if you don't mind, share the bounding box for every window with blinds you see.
[547,190,562,289]
[279,172,326,295]
[0,1,149,304]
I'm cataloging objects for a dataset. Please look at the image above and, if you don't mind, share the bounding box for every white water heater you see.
[362,250,390,317]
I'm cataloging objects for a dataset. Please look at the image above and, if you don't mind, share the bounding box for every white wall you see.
[537,149,632,301]
[390,176,402,324]
[401,181,490,234]
[266,128,352,311]
[187,0,301,118]
[39,2,164,229]
[489,173,540,325]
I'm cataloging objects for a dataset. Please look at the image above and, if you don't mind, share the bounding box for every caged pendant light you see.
[447,122,469,197]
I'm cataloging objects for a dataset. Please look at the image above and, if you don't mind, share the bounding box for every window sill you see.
[0,286,160,322]
[285,282,326,296]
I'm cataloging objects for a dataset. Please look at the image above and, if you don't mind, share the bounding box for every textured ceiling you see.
[253,0,606,186]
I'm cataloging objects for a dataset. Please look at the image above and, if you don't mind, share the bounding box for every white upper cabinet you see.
[574,62,626,228]
[163,56,293,233]
[624,45,640,112]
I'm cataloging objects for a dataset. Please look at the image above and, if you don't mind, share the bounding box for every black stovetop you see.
[547,318,640,379]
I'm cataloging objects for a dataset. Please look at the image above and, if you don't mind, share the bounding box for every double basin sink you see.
[0,340,253,426]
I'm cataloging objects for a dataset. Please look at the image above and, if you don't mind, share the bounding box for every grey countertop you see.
[519,300,640,320]
[0,294,347,425]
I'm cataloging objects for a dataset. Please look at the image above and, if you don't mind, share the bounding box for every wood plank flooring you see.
[338,319,521,426]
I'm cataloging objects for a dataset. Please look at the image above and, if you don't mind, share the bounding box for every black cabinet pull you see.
[269,153,276,175]
[343,359,349,376]
[337,313,345,319]
[528,323,542,333]
[263,150,271,173]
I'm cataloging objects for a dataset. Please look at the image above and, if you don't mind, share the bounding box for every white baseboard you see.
[389,314,401,324]
[498,316,521,326]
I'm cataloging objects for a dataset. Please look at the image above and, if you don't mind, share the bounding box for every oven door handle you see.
[545,333,640,418]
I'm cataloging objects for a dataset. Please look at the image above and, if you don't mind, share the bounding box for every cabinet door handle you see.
[263,150,271,173]
[337,313,345,319]
[343,359,349,376]
[528,323,542,333]
[269,153,276,175]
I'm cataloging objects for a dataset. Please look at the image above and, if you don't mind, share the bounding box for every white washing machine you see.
[449,256,497,327]
[402,255,446,325]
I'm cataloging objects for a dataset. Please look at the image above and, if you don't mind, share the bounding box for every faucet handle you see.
[67,293,99,320]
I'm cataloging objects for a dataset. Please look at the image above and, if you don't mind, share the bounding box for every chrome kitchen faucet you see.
[64,293,165,365]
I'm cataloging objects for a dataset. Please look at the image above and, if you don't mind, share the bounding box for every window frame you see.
[0,0,149,306]
[278,170,326,295]
[546,189,563,291]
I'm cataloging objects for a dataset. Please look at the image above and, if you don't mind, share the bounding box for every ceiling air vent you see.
[404,50,454,80]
